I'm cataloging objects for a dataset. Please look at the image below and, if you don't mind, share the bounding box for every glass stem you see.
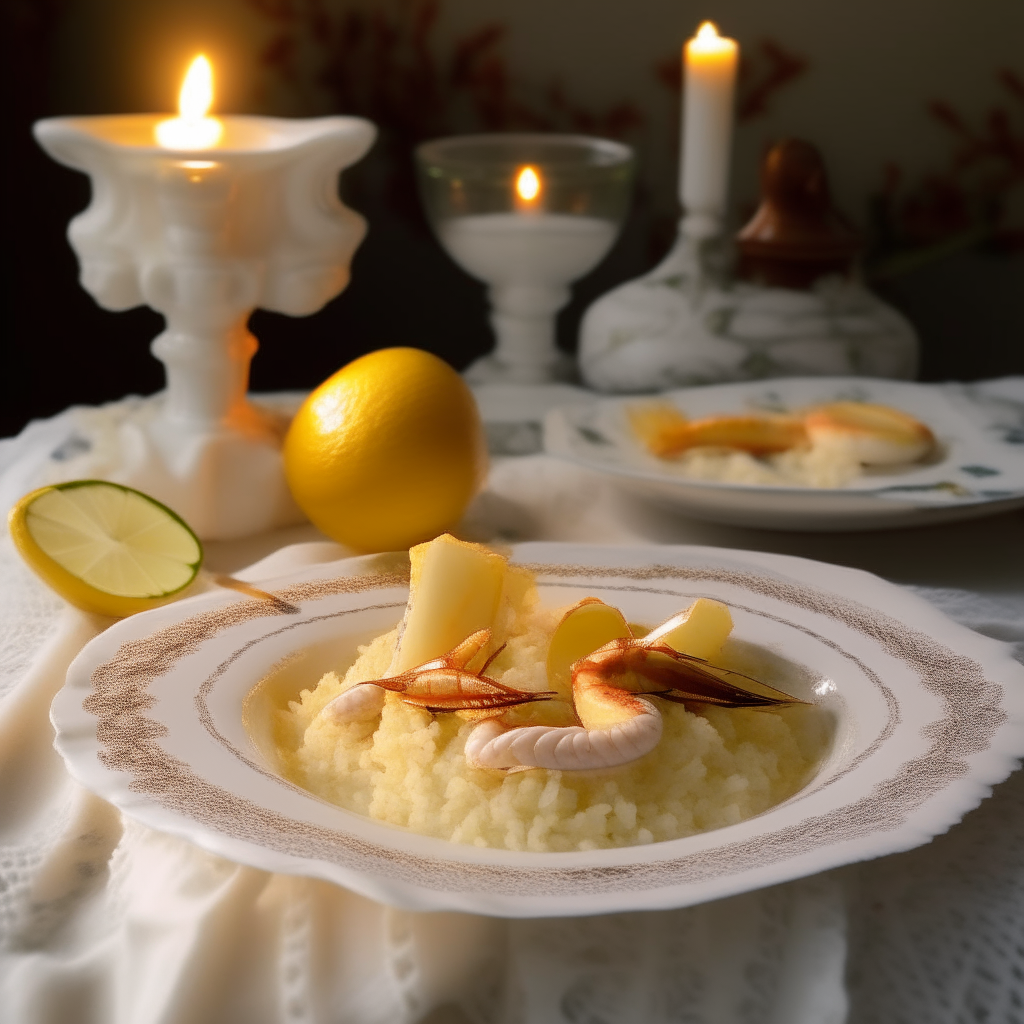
[488,283,570,383]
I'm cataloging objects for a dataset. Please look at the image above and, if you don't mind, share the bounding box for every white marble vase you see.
[578,230,919,393]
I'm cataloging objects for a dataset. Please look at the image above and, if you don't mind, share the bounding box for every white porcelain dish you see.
[52,542,1024,918]
[543,377,1024,531]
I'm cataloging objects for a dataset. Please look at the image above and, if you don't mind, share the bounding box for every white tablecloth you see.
[1,392,1023,1024]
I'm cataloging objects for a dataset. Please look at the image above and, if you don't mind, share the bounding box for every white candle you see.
[680,21,739,238]
[440,213,616,286]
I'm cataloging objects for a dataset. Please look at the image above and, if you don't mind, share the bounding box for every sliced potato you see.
[392,534,507,674]
[647,597,733,662]
[546,597,632,696]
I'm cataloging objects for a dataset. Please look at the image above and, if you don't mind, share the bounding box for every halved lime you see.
[8,480,203,617]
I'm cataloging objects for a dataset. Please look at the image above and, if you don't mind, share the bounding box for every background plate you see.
[543,378,1024,531]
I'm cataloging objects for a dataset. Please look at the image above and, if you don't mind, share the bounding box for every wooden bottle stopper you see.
[736,139,860,289]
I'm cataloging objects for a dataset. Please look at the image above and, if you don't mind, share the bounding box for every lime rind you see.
[23,480,203,600]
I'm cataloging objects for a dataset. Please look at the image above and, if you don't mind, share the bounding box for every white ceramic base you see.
[118,403,305,540]
[3,392,307,541]
[578,233,919,392]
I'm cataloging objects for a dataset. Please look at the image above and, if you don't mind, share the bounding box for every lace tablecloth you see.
[1,387,1023,1024]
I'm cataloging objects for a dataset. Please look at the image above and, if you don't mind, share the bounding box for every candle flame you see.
[516,166,541,202]
[179,55,214,120]
[156,54,223,150]
[687,20,735,57]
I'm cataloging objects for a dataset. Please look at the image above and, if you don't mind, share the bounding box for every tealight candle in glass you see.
[416,134,634,383]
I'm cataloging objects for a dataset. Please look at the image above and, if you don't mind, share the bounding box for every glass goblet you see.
[416,133,634,384]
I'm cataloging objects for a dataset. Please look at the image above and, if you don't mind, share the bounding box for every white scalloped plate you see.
[52,542,1024,917]
[543,378,1024,530]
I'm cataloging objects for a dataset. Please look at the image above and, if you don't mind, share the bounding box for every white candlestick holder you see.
[416,134,634,384]
[33,114,375,539]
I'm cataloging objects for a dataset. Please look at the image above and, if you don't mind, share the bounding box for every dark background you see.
[4,0,1024,441]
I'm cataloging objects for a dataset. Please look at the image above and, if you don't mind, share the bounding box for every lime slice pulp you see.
[9,480,203,617]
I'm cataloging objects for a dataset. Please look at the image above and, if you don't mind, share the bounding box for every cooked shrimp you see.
[465,608,804,771]
[321,629,553,722]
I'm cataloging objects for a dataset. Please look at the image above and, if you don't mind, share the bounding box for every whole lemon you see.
[283,348,488,552]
